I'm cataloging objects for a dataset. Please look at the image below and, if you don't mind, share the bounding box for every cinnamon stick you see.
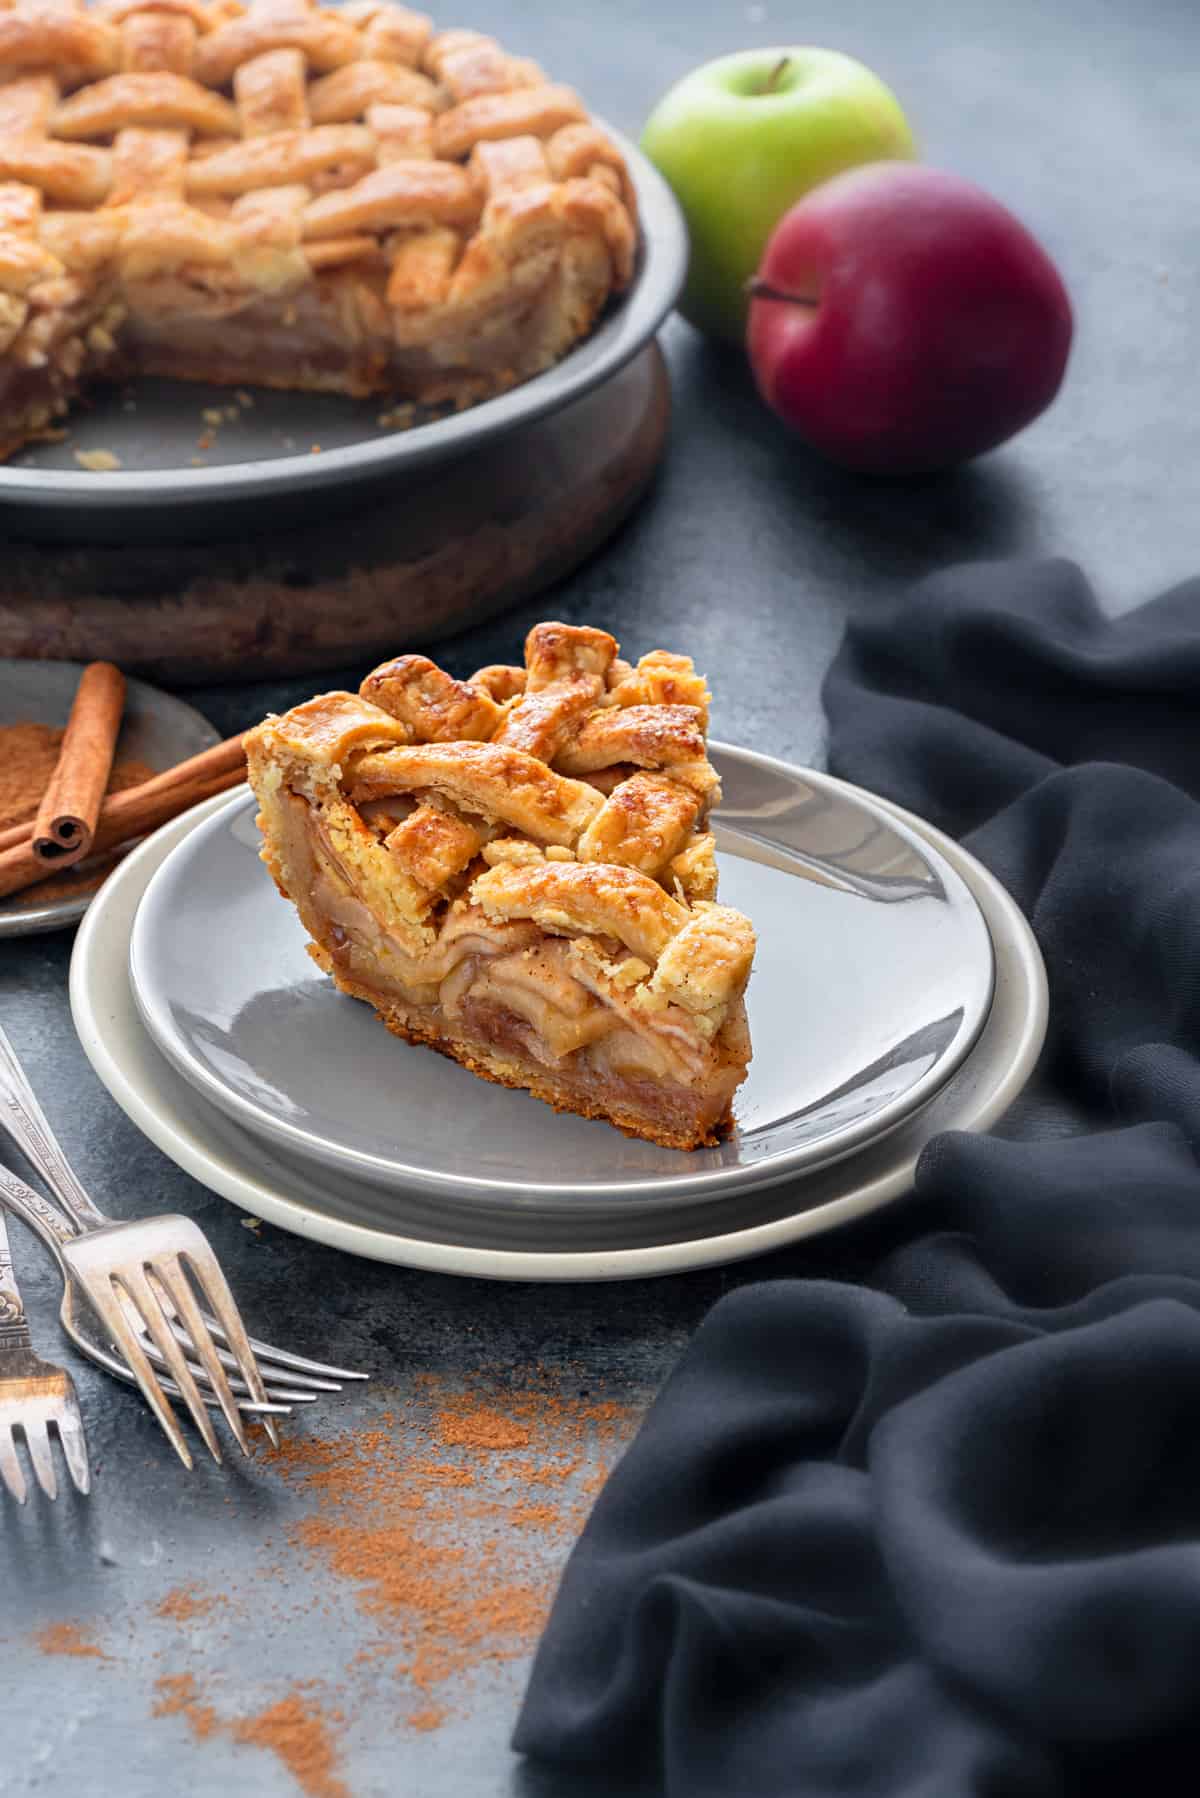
[32,662,126,866]
[0,733,248,901]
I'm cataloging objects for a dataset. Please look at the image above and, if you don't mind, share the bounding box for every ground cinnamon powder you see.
[28,1373,639,1795]
[233,1694,350,1798]
[35,1622,110,1660]
[266,1380,635,1707]
[434,1405,532,1451]
[155,1585,222,1624]
[154,1674,348,1798]
[153,1672,218,1740]
[0,725,65,828]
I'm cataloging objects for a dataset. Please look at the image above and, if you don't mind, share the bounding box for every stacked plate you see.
[69,746,1047,1281]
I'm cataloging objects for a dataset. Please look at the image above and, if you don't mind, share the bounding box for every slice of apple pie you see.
[244,623,755,1148]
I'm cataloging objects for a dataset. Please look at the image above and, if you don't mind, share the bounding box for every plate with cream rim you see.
[69,767,1045,1278]
[120,745,997,1217]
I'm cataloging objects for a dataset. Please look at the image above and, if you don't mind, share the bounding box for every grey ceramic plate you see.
[0,130,685,534]
[74,783,1044,1276]
[0,660,218,938]
[127,746,996,1212]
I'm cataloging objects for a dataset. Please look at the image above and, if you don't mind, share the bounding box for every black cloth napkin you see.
[514,559,1200,1796]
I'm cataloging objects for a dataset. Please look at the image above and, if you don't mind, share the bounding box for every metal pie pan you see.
[0,129,686,528]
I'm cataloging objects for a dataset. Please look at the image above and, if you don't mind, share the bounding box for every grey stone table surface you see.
[2,0,1196,1793]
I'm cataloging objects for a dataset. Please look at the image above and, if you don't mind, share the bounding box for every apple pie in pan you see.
[0,0,638,459]
[245,624,756,1150]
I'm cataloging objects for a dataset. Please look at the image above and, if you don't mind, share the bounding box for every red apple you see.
[746,164,1073,473]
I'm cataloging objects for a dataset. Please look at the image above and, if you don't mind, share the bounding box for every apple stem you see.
[745,277,816,308]
[762,55,790,93]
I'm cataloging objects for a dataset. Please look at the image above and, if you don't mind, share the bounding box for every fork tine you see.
[55,1413,91,1497]
[181,1248,279,1450]
[60,1306,299,1414]
[131,1340,319,1405]
[121,1269,224,1466]
[23,1420,57,1501]
[154,1311,344,1393]
[151,1262,249,1459]
[108,1293,321,1403]
[199,1316,368,1384]
[114,1274,277,1445]
[82,1275,194,1471]
[0,1422,27,1503]
[242,1340,368,1383]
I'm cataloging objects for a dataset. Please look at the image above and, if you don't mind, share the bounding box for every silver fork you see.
[0,1024,367,1412]
[0,1171,293,1426]
[0,1208,90,1503]
[0,1157,269,1471]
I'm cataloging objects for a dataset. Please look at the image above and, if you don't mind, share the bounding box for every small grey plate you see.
[0,130,685,537]
[127,746,996,1212]
[0,660,218,937]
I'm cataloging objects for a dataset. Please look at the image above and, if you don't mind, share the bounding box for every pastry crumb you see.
[235,389,254,407]
[197,432,215,450]
[377,403,416,430]
[201,407,224,428]
[310,443,322,454]
[241,1216,263,1232]
[73,447,121,472]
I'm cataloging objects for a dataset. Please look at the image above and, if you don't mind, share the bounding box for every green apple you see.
[641,47,916,342]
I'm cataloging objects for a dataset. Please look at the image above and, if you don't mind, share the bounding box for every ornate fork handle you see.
[0,1023,106,1233]
[0,1209,32,1348]
[0,1162,77,1266]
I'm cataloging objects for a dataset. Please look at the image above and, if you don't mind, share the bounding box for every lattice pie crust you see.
[0,0,638,457]
[245,623,756,1149]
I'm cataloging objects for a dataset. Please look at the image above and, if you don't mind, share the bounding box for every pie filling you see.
[0,0,637,457]
[246,623,756,1150]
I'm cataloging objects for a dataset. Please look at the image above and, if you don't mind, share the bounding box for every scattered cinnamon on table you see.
[35,1622,111,1661]
[19,1373,643,1788]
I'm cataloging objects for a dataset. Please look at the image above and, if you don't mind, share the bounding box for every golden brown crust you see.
[576,771,701,877]
[473,858,689,963]
[246,621,756,1149]
[360,652,502,741]
[345,741,604,845]
[0,0,639,458]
